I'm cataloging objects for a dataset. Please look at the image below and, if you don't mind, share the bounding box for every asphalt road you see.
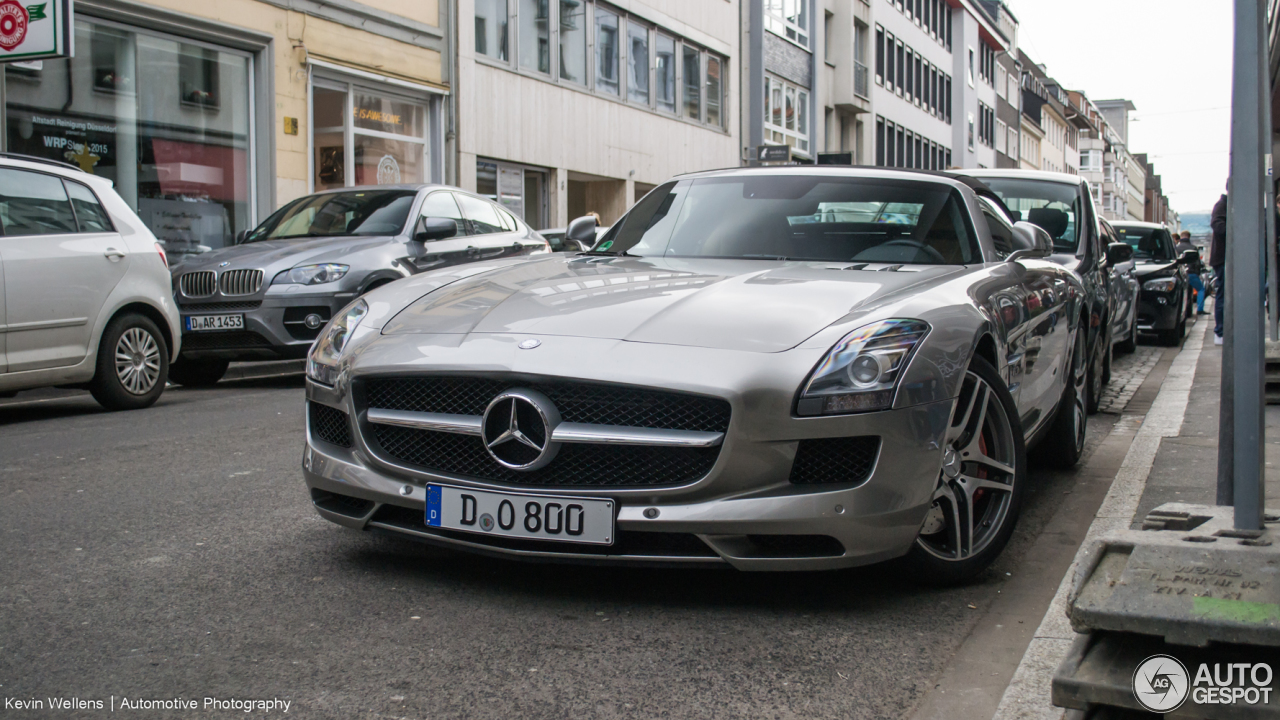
[0,375,1121,719]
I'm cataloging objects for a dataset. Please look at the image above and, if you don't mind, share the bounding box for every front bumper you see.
[177,290,355,360]
[1136,288,1181,331]
[301,345,955,571]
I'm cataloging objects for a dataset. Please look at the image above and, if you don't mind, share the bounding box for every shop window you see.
[310,80,428,194]
[7,19,253,261]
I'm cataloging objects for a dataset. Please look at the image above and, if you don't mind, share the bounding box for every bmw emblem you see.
[219,261,231,268]
[518,338,541,349]
[479,513,495,531]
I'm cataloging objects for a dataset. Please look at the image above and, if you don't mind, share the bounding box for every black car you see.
[1112,221,1195,346]
[966,170,1139,413]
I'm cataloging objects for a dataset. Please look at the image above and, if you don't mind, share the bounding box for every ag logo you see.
[0,0,42,52]
[1133,654,1190,713]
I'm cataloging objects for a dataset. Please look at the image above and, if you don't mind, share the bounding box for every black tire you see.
[168,357,229,387]
[1115,310,1138,354]
[89,313,168,411]
[1100,334,1112,386]
[1086,328,1105,415]
[901,355,1027,585]
[1039,326,1088,469]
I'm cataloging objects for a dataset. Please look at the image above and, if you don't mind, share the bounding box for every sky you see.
[1003,0,1234,214]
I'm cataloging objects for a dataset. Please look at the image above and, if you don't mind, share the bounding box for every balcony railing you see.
[854,61,869,100]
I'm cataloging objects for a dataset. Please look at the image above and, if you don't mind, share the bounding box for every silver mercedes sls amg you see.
[302,167,1088,583]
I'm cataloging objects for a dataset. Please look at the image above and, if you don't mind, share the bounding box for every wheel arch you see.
[103,302,175,365]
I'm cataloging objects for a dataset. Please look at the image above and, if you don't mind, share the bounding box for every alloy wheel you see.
[1069,330,1087,452]
[917,369,1019,562]
[114,327,161,395]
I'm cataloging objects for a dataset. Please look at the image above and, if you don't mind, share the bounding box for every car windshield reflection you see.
[244,190,418,242]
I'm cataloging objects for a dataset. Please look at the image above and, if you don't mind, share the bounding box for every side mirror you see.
[1178,248,1199,265]
[1106,242,1135,265]
[234,230,249,244]
[566,215,598,245]
[413,216,458,243]
[1007,221,1053,262]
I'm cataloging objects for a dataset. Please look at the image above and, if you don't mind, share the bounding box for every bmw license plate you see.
[185,314,244,332]
[426,485,615,545]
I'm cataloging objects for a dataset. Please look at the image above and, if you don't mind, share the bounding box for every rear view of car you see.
[0,154,180,410]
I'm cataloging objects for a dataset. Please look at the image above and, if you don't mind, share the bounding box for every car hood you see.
[381,255,966,353]
[1133,260,1178,278]
[171,235,399,275]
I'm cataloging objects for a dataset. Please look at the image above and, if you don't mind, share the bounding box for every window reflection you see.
[627,22,649,104]
[682,45,700,120]
[656,35,676,113]
[594,8,619,95]
[519,0,550,74]
[475,0,509,60]
[559,0,586,84]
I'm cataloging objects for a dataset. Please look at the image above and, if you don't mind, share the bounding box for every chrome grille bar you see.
[179,271,216,298]
[218,269,264,296]
[364,408,724,448]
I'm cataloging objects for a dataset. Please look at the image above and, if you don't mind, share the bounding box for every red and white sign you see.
[0,0,70,62]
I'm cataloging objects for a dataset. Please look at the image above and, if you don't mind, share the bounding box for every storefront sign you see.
[0,0,70,62]
[757,145,791,163]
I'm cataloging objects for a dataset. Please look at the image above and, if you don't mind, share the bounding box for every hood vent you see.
[218,269,264,296]
[179,271,216,298]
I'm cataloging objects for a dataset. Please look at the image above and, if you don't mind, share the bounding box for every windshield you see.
[1115,225,1175,261]
[978,178,1081,253]
[244,190,417,242]
[592,176,982,265]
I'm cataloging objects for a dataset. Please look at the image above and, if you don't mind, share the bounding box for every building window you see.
[627,21,649,104]
[996,64,1006,99]
[518,0,551,74]
[944,76,952,123]
[967,48,974,87]
[996,119,1008,155]
[766,76,808,154]
[967,112,975,150]
[656,34,676,112]
[884,31,895,88]
[896,41,904,94]
[682,44,700,120]
[594,7,620,95]
[475,0,509,60]
[765,0,809,48]
[706,56,722,127]
[876,116,885,165]
[1081,149,1102,171]
[559,0,586,84]
[875,25,884,84]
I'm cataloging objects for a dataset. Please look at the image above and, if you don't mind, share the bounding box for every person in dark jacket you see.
[1176,230,1208,314]
[1210,192,1228,344]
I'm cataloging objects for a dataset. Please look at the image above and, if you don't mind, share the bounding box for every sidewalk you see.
[991,312,1280,719]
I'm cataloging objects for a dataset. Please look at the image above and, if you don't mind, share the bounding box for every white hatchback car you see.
[0,154,180,410]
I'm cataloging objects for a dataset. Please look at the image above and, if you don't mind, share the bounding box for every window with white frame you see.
[1080,149,1101,171]
[996,119,1007,155]
[1007,126,1018,158]
[996,64,1006,100]
[765,0,809,48]
[473,1,726,129]
[765,75,809,154]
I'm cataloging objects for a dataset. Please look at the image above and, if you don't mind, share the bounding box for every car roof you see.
[960,168,1086,186]
[673,165,975,192]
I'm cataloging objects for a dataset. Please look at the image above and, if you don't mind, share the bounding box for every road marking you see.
[990,323,1208,720]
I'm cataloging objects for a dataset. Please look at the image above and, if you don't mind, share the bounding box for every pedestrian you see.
[1210,188,1228,345]
[1175,230,1208,315]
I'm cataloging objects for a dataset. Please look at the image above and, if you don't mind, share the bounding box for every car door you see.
[1101,221,1136,338]
[0,168,129,372]
[402,191,479,274]
[455,192,538,261]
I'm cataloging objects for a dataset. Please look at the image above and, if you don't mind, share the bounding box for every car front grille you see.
[356,376,730,488]
[218,269,264,296]
[309,402,352,448]
[180,331,273,350]
[179,271,216,298]
[180,300,262,313]
[362,377,731,433]
[788,436,881,485]
[369,424,720,487]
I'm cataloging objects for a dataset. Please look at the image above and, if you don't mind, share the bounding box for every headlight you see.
[279,263,350,285]
[306,299,367,386]
[798,319,930,416]
[1143,277,1177,292]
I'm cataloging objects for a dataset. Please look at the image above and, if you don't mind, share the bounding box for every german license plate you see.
[426,485,614,545]
[185,314,244,332]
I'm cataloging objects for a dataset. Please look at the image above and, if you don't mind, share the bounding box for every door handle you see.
[103,248,126,260]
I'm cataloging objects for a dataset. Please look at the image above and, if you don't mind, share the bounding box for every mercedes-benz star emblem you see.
[481,389,562,470]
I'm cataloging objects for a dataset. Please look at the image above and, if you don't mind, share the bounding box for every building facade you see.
[457,0,739,228]
[0,0,450,260]
[816,0,872,163]
[975,0,1018,168]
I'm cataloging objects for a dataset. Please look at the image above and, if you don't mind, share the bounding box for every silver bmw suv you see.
[168,184,548,385]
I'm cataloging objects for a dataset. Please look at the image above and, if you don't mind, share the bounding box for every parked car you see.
[167,185,549,386]
[1100,219,1142,354]
[302,167,1088,584]
[962,170,1139,412]
[538,225,610,252]
[1112,221,1195,346]
[0,154,180,410]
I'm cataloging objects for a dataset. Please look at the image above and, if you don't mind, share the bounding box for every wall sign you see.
[0,0,70,62]
[757,145,791,163]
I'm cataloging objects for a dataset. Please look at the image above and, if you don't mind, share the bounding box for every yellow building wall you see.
[134,0,444,208]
